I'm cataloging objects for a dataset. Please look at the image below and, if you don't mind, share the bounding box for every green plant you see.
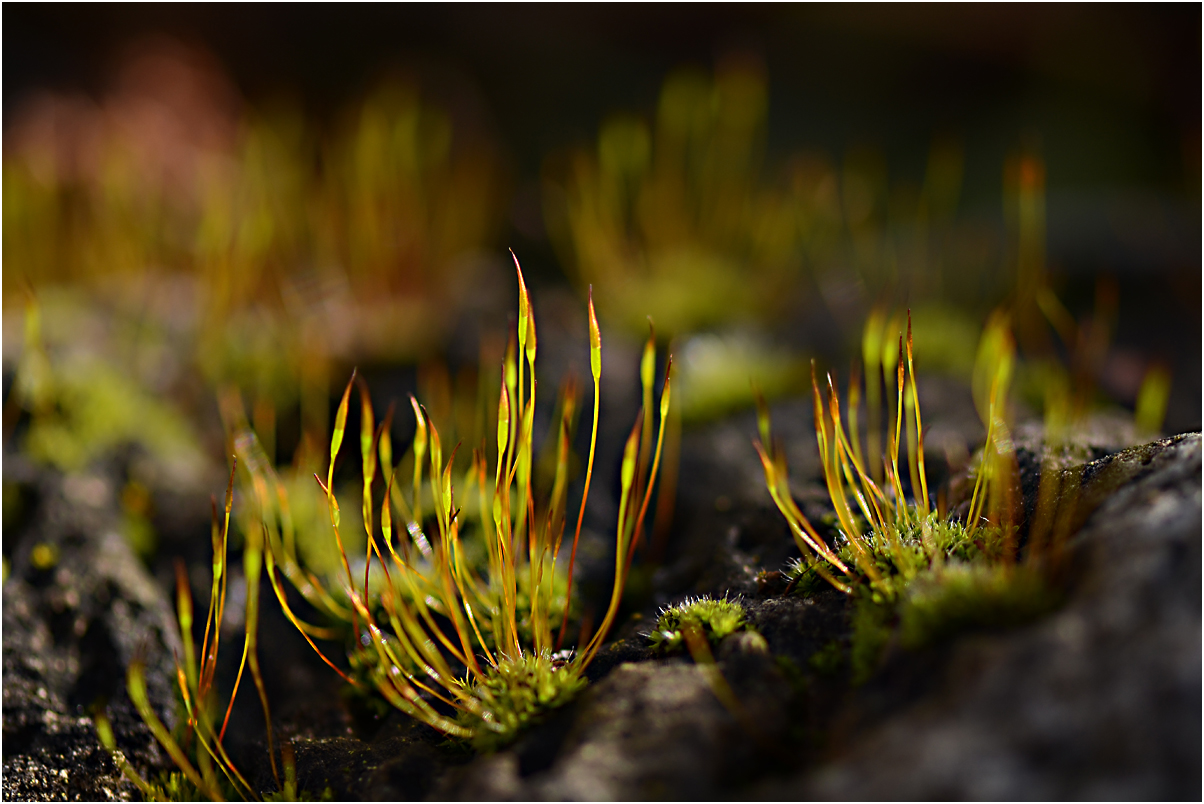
[897,561,1060,649]
[240,254,672,751]
[7,293,204,475]
[756,311,1061,681]
[647,595,749,654]
[5,71,506,488]
[454,651,587,752]
[543,58,799,337]
[95,465,315,801]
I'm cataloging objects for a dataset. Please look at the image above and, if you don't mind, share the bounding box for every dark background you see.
[5,3,1200,429]
[6,5,1199,195]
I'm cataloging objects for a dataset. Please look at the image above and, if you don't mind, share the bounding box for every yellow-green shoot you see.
[755,311,1061,676]
[245,254,672,751]
[757,311,1024,600]
[95,461,303,801]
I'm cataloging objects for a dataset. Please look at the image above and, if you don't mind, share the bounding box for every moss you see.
[781,512,1042,686]
[21,360,202,473]
[455,652,587,753]
[786,516,1010,599]
[899,562,1061,649]
[137,769,333,802]
[647,595,748,654]
[148,771,206,802]
[783,557,830,597]
[843,555,1060,683]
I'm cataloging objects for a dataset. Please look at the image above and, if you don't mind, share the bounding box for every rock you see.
[2,457,181,801]
[242,716,469,801]
[1002,414,1148,539]
[752,433,1201,800]
[6,381,1197,802]
[437,653,795,800]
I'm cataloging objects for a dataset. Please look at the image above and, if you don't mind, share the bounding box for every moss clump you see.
[129,769,333,802]
[899,562,1061,649]
[455,652,587,752]
[647,595,748,654]
[785,516,1009,600]
[22,360,202,473]
[783,556,829,597]
[843,556,1060,683]
[515,564,572,645]
[143,771,206,802]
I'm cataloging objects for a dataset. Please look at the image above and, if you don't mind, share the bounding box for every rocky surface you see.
[757,433,1202,800]
[436,644,794,800]
[2,456,182,801]
[2,420,1199,801]
[422,431,1202,801]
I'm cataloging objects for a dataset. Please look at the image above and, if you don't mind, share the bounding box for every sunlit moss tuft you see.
[758,310,1067,686]
[647,595,748,654]
[230,254,673,756]
[455,652,587,752]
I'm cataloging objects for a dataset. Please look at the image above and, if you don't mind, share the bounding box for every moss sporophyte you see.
[94,253,671,797]
[235,252,673,752]
[757,311,1061,681]
[96,463,315,801]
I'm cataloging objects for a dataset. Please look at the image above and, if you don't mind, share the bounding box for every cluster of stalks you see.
[755,310,1026,606]
[96,462,299,801]
[248,255,670,749]
[95,254,672,797]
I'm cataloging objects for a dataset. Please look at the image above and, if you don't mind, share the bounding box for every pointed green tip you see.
[587,287,602,379]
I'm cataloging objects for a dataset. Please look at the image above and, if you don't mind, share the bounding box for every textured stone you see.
[753,433,1201,800]
[6,415,1198,801]
[438,649,794,801]
[2,458,181,801]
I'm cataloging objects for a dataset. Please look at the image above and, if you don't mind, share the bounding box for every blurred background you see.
[4,3,1199,477]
